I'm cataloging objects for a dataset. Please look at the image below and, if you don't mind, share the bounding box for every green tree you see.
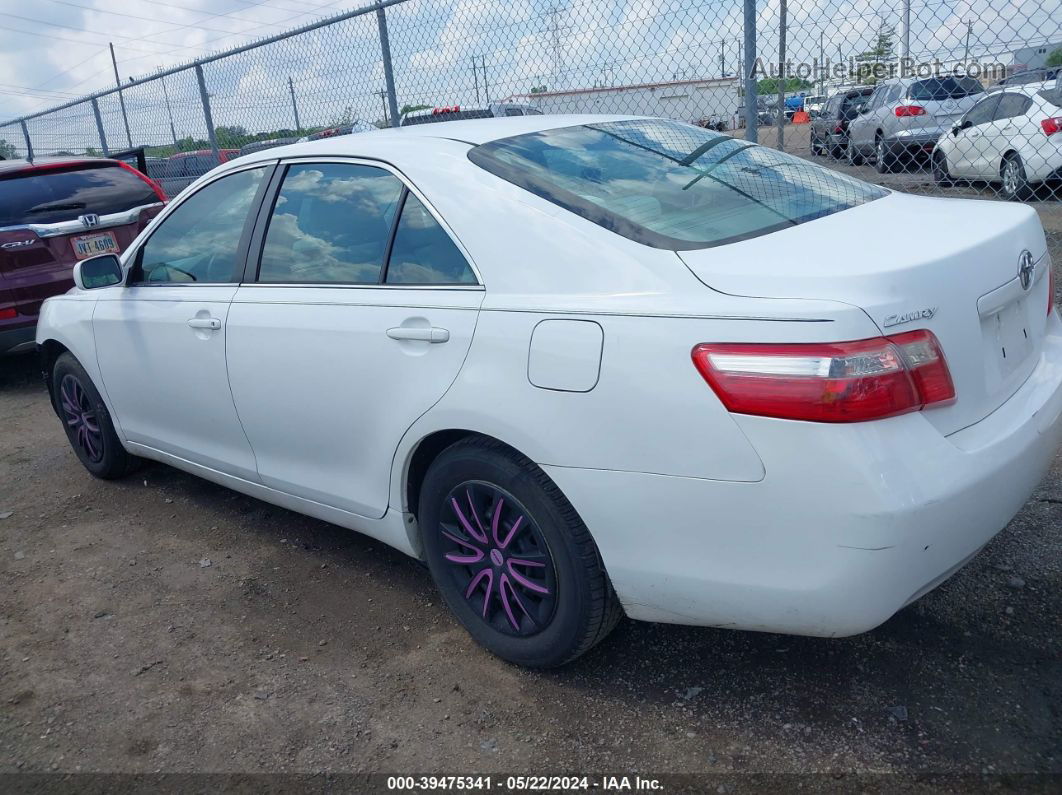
[399,103,431,115]
[1046,47,1062,68]
[756,77,812,94]
[853,24,896,84]
[0,138,17,159]
[529,85,548,94]
[84,146,101,157]
[215,125,250,148]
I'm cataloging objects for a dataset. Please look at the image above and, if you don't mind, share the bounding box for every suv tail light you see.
[1041,117,1062,136]
[833,122,845,133]
[894,105,926,117]
[115,160,167,202]
[691,330,955,423]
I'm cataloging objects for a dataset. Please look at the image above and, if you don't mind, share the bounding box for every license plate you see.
[71,231,119,260]
[992,297,1033,377]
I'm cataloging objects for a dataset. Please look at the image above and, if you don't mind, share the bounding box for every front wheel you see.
[419,437,621,667]
[846,139,864,166]
[52,353,140,479]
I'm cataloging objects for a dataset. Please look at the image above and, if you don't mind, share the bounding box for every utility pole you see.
[472,55,481,103]
[963,20,972,64]
[776,0,786,150]
[720,40,726,77]
[288,76,302,132]
[819,32,824,97]
[109,43,133,148]
[375,89,389,127]
[158,68,178,146]
[481,56,490,104]
[546,4,567,89]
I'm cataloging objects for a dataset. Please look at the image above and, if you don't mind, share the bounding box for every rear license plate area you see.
[987,296,1033,378]
[71,231,119,260]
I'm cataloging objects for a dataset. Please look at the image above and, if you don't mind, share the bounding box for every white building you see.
[505,77,742,129]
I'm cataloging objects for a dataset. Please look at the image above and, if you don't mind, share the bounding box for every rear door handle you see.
[386,326,449,343]
[187,317,222,330]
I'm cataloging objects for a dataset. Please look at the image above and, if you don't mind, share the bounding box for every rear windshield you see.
[402,109,494,125]
[467,119,886,250]
[908,76,984,101]
[0,164,157,226]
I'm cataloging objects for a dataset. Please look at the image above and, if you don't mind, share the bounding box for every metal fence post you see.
[19,119,33,161]
[195,63,221,159]
[91,98,110,156]
[776,0,786,151]
[376,3,400,128]
[743,0,758,143]
[109,44,134,149]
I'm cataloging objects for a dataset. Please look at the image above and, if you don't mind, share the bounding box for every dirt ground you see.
[1,133,1061,785]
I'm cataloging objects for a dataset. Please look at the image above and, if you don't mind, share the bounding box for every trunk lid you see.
[678,192,1051,435]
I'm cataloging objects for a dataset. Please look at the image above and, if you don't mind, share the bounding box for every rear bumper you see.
[885,129,944,155]
[545,312,1062,636]
[0,322,36,356]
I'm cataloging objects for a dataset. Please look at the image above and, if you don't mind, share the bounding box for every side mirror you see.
[73,253,123,290]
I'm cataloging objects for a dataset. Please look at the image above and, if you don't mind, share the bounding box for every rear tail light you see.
[1041,117,1062,136]
[894,105,926,117]
[833,123,845,133]
[115,160,167,202]
[0,307,17,320]
[691,330,955,423]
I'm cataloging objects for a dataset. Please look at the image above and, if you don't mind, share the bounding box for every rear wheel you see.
[846,139,864,166]
[419,437,621,667]
[932,150,954,186]
[1000,153,1033,201]
[875,135,895,173]
[52,353,139,479]
[810,134,823,155]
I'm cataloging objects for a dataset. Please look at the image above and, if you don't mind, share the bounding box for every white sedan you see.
[37,115,1062,667]
[933,82,1062,199]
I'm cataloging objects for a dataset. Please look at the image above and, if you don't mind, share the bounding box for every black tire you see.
[874,135,895,173]
[932,150,954,186]
[52,353,140,479]
[419,437,622,667]
[1000,153,1034,201]
[810,134,823,156]
[846,139,864,166]
[828,142,844,159]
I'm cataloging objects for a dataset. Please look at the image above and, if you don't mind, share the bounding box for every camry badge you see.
[1018,250,1035,291]
[883,307,937,328]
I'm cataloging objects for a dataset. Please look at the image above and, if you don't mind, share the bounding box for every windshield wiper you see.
[26,202,87,214]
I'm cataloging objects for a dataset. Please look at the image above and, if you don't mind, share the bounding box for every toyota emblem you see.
[1018,250,1035,291]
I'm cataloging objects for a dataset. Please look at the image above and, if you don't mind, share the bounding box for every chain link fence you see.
[2,0,1060,201]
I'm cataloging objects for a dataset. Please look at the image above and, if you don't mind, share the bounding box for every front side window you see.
[133,166,266,284]
[468,119,886,250]
[963,95,1001,127]
[258,163,404,283]
[385,194,476,285]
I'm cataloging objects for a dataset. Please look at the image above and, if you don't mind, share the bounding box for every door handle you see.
[187,317,222,330]
[386,326,449,343]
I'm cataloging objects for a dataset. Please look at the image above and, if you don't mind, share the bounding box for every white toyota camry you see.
[36,116,1062,667]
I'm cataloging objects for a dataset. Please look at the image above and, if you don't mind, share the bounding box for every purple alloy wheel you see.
[60,374,104,464]
[439,481,557,637]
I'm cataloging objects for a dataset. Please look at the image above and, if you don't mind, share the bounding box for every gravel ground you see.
[1,137,1060,785]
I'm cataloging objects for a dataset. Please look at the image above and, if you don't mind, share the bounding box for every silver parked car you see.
[847,76,985,172]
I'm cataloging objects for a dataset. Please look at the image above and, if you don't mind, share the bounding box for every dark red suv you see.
[0,157,166,355]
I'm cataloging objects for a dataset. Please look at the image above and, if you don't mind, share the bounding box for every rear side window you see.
[258,163,404,283]
[909,77,984,101]
[385,194,476,285]
[468,119,886,250]
[841,93,869,114]
[0,164,158,226]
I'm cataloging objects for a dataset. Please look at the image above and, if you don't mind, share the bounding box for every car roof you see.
[0,156,120,176]
[231,114,644,167]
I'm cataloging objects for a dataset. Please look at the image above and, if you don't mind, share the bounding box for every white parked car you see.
[36,116,1062,667]
[932,83,1062,200]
